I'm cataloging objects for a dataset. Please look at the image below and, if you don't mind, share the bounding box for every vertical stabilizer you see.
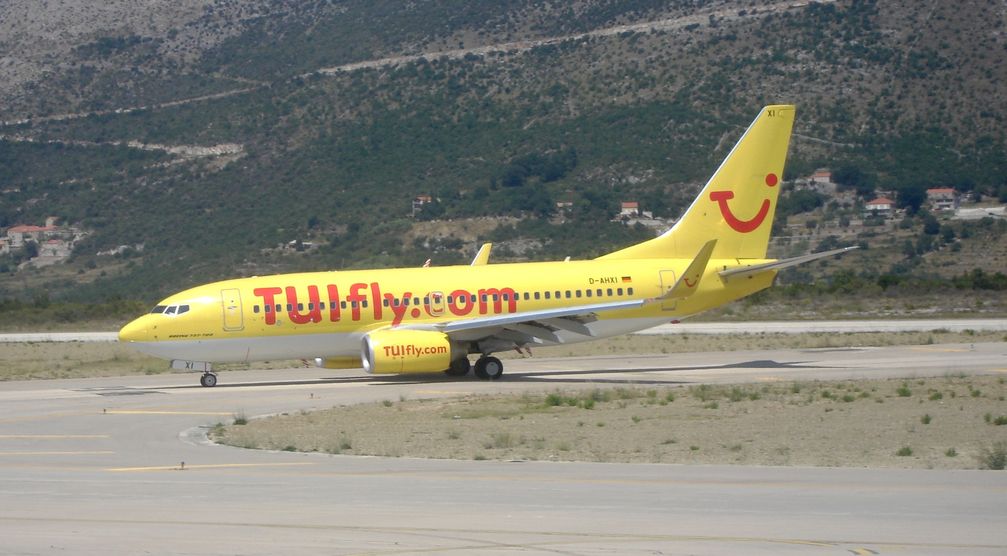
[600,105,795,260]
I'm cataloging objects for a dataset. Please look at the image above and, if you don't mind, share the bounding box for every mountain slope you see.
[1,0,1005,301]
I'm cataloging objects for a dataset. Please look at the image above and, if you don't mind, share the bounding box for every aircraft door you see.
[221,288,244,331]
[658,270,677,311]
[427,291,445,317]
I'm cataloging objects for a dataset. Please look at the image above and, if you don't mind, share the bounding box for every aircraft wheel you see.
[474,356,503,380]
[444,357,471,377]
[200,373,218,388]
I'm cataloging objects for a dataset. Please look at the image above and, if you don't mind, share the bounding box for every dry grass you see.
[214,374,1007,469]
[499,330,1007,359]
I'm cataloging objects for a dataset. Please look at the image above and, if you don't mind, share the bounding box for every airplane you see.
[119,105,856,387]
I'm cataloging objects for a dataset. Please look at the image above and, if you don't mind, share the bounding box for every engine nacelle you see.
[362,329,453,374]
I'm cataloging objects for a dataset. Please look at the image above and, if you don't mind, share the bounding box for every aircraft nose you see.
[118,317,148,343]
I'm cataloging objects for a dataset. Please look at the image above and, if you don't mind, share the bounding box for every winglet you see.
[657,239,717,301]
[470,243,492,266]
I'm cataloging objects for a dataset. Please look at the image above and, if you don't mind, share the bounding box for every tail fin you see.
[600,105,795,261]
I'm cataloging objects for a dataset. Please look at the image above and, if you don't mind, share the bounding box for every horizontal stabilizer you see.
[719,246,859,280]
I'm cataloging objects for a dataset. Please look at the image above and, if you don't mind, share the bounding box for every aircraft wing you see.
[718,246,858,280]
[401,241,716,347]
[405,298,645,347]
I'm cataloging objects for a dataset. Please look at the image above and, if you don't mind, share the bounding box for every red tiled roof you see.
[866,198,894,205]
[621,201,639,208]
[7,225,54,233]
[926,188,955,194]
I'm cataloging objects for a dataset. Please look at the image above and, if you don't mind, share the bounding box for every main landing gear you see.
[200,372,218,388]
[443,356,504,380]
[473,356,503,380]
[444,357,471,377]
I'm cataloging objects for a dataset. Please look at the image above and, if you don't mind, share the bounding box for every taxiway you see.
[1,342,1005,555]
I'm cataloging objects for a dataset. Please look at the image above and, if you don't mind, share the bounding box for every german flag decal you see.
[621,276,632,283]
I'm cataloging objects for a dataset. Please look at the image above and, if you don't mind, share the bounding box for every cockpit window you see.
[151,305,167,314]
[164,306,177,315]
[177,305,190,315]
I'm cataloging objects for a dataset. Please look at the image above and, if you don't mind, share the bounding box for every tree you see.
[922,213,940,235]
[832,164,875,198]
[896,184,927,214]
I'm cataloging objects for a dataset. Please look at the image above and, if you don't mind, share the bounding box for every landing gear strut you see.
[199,372,218,387]
[444,357,471,377]
[473,356,503,380]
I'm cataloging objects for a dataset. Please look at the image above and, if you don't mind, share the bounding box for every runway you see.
[1,342,1006,555]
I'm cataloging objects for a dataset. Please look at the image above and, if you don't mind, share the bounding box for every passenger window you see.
[264,305,271,313]
[351,301,358,308]
[628,287,634,295]
[607,288,613,296]
[286,304,293,312]
[275,304,281,313]
[414,297,421,306]
[575,290,582,298]
[544,292,551,299]
[565,291,571,299]
[586,290,592,297]
[554,291,561,298]
[470,295,477,303]
[596,289,603,297]
[423,297,430,305]
[534,292,541,300]
[340,301,347,309]
[254,305,261,314]
[617,288,623,295]
[492,294,499,302]
[447,296,453,304]
[383,299,389,307]
[297,303,304,311]
[362,300,368,308]
[150,305,167,314]
[481,294,487,302]
[523,292,530,301]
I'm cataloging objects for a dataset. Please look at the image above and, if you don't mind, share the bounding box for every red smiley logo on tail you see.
[709,173,778,234]
[683,277,697,288]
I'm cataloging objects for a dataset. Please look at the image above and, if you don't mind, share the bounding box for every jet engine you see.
[362,329,453,374]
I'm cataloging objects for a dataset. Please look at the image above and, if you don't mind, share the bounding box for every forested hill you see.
[1,0,1005,302]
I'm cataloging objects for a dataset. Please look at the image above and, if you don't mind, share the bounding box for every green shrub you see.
[978,442,1007,470]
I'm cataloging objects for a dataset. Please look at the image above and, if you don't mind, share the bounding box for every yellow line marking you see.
[0,451,115,456]
[107,462,316,472]
[0,434,110,439]
[104,410,233,416]
[850,549,876,556]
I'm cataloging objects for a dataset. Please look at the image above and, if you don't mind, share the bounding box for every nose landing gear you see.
[199,372,218,387]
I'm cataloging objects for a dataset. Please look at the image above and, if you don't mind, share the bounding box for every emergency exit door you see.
[658,270,677,311]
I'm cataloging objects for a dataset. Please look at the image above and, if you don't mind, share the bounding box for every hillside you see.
[1,0,1006,305]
